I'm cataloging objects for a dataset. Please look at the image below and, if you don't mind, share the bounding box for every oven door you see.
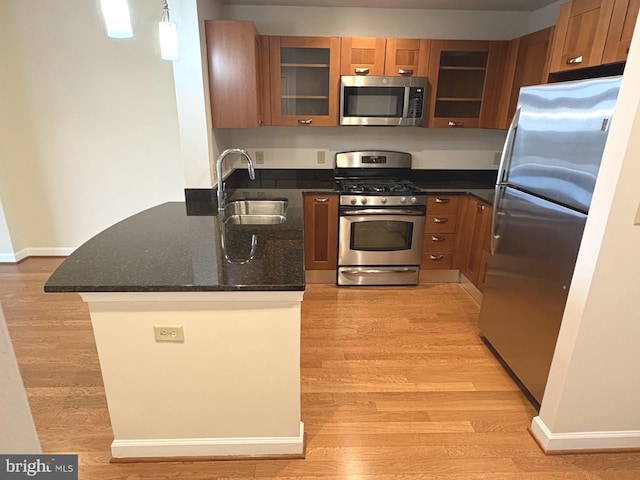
[338,209,425,285]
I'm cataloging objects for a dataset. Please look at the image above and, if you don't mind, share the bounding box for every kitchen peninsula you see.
[44,168,494,461]
[44,187,312,460]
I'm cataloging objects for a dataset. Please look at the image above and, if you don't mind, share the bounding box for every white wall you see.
[223,5,529,39]
[172,0,226,189]
[531,17,640,452]
[528,0,563,33]
[230,127,505,170]
[1,0,185,256]
[0,307,41,453]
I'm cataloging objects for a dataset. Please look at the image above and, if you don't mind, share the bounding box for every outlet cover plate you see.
[154,325,184,342]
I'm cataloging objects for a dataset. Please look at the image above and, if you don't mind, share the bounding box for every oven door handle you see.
[340,208,425,216]
[341,267,419,275]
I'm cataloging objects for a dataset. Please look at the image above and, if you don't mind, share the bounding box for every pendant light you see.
[159,1,179,61]
[100,0,133,39]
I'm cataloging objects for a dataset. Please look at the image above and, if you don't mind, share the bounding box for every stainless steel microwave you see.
[339,76,428,127]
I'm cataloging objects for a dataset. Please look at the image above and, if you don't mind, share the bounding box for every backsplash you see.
[227,126,506,170]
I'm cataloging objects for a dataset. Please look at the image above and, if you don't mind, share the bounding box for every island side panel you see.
[82,292,304,459]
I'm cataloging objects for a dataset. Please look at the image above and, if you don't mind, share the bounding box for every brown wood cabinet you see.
[506,27,555,123]
[421,195,461,270]
[303,193,338,270]
[548,0,616,73]
[341,38,429,77]
[341,37,386,76]
[428,40,512,129]
[269,36,341,126]
[205,21,267,128]
[603,0,640,63]
[385,39,430,77]
[456,197,493,290]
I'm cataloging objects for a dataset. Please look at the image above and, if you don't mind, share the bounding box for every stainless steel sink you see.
[223,199,288,225]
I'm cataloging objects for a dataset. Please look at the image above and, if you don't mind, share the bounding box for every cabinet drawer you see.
[421,251,454,269]
[425,214,457,234]
[427,195,461,215]
[423,233,456,252]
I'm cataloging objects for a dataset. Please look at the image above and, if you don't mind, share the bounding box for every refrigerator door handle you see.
[491,107,520,255]
[490,185,507,255]
[496,106,521,185]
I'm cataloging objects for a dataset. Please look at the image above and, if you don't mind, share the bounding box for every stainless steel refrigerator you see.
[478,76,622,407]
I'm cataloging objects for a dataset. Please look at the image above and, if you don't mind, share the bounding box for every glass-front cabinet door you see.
[428,40,511,129]
[269,36,341,126]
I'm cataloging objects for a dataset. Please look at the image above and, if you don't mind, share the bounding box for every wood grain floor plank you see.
[3,260,640,479]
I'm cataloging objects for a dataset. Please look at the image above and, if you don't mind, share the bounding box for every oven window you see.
[343,87,404,117]
[351,220,413,251]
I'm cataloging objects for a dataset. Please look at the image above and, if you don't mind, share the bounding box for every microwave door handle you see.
[402,87,411,119]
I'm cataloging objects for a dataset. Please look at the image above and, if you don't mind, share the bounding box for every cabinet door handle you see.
[566,55,583,65]
[298,119,313,125]
[434,197,450,204]
[476,203,485,211]
[431,236,446,242]
[314,197,329,203]
[433,217,449,223]
[429,254,445,261]
[398,69,414,75]
[448,121,464,127]
[354,67,370,75]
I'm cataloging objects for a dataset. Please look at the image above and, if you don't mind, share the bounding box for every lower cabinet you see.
[303,193,338,270]
[421,195,461,269]
[456,196,493,290]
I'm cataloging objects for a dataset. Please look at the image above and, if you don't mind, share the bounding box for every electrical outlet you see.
[154,325,184,342]
[317,151,326,164]
[493,152,502,166]
[255,151,264,164]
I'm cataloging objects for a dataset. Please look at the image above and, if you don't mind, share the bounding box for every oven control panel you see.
[340,195,427,207]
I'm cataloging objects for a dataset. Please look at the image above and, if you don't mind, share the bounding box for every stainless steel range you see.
[335,151,426,286]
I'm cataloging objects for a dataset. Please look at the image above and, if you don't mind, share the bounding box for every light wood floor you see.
[3,258,640,479]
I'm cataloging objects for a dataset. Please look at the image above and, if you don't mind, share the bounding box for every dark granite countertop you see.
[45,168,496,294]
[45,190,306,293]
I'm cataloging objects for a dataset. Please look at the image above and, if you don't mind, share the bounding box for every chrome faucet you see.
[216,148,256,211]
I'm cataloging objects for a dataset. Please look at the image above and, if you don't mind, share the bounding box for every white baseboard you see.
[531,416,640,453]
[0,248,73,263]
[111,422,305,459]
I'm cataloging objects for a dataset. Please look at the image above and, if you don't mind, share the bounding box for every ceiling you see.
[221,0,561,12]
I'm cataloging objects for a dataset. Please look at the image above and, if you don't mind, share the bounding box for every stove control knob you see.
[400,197,407,204]
[361,197,368,205]
[350,198,357,205]
[381,197,388,204]
[410,197,417,204]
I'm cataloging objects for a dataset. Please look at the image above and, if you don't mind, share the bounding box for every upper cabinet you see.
[548,0,616,72]
[341,37,429,77]
[341,37,386,75]
[269,36,341,126]
[603,0,640,63]
[428,40,512,129]
[505,27,555,122]
[205,21,267,128]
[385,39,430,76]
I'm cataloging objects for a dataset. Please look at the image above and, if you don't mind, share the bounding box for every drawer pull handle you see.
[435,198,450,204]
[429,254,445,261]
[314,197,329,203]
[433,217,448,223]
[298,119,313,125]
[566,55,583,65]
[476,203,485,211]
[431,236,446,242]
[398,68,414,75]
[354,67,370,75]
[448,121,464,127]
